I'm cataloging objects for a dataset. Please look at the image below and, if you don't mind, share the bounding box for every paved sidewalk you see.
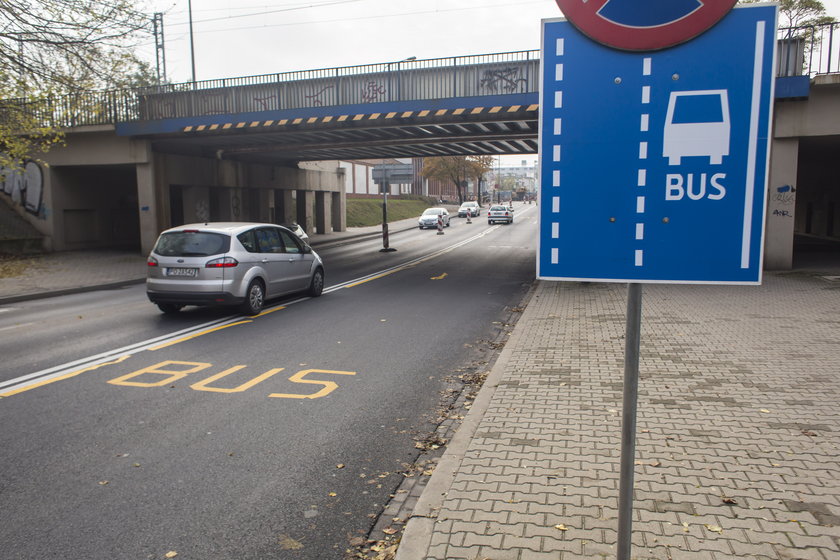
[397,270,840,560]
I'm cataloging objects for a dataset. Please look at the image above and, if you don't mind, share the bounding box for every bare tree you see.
[742,0,835,27]
[0,1,153,169]
[422,156,495,204]
[1,0,152,94]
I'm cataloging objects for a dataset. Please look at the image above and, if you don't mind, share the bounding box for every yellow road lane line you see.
[254,305,286,318]
[0,354,132,398]
[148,320,253,351]
[343,269,403,288]
[431,273,448,280]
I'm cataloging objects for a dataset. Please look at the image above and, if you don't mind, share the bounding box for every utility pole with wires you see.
[152,13,167,86]
[188,0,197,84]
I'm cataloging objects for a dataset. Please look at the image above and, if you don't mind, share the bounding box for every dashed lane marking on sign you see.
[636,56,653,267]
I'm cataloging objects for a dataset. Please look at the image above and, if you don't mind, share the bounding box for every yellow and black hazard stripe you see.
[182,104,540,133]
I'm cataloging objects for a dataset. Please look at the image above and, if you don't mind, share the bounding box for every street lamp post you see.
[387,56,416,102]
[188,0,197,84]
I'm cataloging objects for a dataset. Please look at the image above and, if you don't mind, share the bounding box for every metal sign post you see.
[617,283,642,560]
[380,180,396,253]
[372,164,413,253]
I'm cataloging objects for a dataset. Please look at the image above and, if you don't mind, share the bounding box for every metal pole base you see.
[618,283,643,560]
[379,247,397,252]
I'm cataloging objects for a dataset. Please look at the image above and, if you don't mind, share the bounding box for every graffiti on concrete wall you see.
[0,160,45,218]
[480,68,528,93]
[771,184,795,218]
[306,85,335,107]
[360,81,387,103]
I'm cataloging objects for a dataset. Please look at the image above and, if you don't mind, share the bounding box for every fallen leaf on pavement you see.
[382,527,398,535]
[278,535,304,550]
[336,463,345,469]
[722,498,737,505]
[705,524,723,533]
[164,552,178,559]
[555,524,569,531]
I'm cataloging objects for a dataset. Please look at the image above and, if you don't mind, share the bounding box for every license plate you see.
[166,267,198,277]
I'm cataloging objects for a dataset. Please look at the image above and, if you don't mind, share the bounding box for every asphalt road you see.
[0,205,538,560]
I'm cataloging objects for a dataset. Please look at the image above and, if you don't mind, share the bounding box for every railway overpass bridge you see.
[11,51,541,254]
[2,29,840,268]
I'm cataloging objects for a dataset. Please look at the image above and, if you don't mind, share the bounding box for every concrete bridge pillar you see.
[765,137,798,270]
[332,191,346,232]
[297,190,315,236]
[256,188,273,223]
[136,159,159,255]
[275,189,295,224]
[315,191,332,234]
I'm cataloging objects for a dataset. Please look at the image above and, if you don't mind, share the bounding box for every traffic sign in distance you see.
[555,0,738,51]
[537,5,777,284]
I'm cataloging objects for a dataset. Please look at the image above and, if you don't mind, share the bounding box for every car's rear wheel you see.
[157,303,183,314]
[242,280,265,315]
[308,268,324,297]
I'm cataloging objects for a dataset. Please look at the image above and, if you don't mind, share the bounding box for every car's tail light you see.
[206,257,238,268]
[147,256,159,267]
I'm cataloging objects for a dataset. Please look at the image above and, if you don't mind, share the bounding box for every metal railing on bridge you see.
[777,22,839,77]
[0,51,540,130]
[133,50,540,122]
[2,22,838,131]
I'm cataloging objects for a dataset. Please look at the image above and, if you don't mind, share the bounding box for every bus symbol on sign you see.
[663,90,731,166]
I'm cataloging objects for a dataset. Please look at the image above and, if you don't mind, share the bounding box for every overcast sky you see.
[143,0,562,83]
[143,0,840,83]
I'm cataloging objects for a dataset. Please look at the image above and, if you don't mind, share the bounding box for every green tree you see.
[422,156,495,205]
[742,0,835,27]
[0,0,153,169]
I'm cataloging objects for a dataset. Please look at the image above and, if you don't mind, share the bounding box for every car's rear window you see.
[154,231,231,257]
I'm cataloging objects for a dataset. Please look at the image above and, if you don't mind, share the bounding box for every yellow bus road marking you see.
[0,355,132,397]
[269,369,357,399]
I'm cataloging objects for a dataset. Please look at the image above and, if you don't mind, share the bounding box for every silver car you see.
[418,208,451,229]
[146,222,324,315]
[487,205,514,225]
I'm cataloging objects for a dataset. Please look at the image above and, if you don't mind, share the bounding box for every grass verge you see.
[346,199,436,228]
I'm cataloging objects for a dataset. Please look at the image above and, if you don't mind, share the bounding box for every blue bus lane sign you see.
[537,5,777,284]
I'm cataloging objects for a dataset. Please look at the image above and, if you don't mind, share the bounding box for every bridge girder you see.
[142,101,539,165]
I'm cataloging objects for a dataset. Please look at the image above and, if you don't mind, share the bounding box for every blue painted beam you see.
[116,93,539,136]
